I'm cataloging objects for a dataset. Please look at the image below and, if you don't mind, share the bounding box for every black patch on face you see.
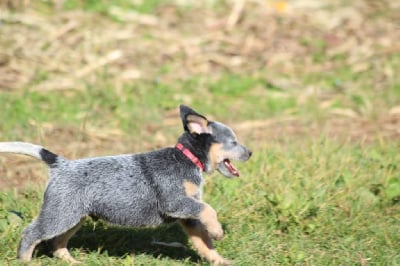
[39,148,58,166]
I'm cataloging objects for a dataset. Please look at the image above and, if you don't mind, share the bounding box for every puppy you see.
[0,105,252,265]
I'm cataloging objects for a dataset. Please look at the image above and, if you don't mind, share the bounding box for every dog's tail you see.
[0,142,61,167]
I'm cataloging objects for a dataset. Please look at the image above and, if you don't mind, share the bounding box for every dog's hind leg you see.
[180,219,232,266]
[18,196,85,262]
[17,220,42,262]
[18,215,84,262]
[52,219,85,263]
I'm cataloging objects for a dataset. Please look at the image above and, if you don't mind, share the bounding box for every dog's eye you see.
[231,141,238,145]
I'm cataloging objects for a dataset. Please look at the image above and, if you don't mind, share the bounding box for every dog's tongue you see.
[224,159,239,177]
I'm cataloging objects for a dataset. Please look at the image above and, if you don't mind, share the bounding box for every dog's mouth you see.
[224,159,239,176]
[217,159,240,178]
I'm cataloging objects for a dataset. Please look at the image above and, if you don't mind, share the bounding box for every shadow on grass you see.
[36,221,201,263]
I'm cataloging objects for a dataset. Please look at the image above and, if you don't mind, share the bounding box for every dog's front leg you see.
[163,198,223,240]
[198,203,224,240]
[180,219,231,265]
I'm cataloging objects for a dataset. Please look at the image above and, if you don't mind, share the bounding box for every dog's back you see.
[46,148,202,226]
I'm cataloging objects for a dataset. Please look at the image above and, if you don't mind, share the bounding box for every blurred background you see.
[0,1,399,264]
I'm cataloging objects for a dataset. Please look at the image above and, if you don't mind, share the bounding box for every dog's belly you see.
[90,200,170,227]
[86,185,171,227]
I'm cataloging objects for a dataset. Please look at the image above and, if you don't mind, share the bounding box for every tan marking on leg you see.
[180,220,231,265]
[199,204,223,240]
[19,239,41,262]
[52,219,84,263]
[53,248,80,264]
[183,181,199,198]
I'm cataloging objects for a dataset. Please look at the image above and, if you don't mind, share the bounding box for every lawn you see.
[0,0,400,265]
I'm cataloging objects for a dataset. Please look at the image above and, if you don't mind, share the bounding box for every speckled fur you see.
[0,105,252,265]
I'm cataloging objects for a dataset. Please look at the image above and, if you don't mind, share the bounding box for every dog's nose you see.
[248,150,253,158]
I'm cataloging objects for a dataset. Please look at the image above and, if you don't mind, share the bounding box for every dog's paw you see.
[207,222,224,240]
[199,204,224,240]
[53,248,81,264]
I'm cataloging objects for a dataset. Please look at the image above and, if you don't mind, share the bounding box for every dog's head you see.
[179,105,252,178]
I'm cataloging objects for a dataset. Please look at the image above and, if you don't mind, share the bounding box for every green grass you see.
[1,1,400,265]
[1,71,400,264]
[0,74,298,141]
[33,0,167,16]
[1,66,400,265]
[1,140,400,265]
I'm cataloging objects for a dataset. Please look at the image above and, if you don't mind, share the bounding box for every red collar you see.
[175,143,204,171]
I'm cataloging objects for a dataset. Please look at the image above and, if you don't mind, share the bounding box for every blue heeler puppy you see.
[0,105,252,265]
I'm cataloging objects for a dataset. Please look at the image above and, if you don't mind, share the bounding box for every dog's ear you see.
[179,105,210,134]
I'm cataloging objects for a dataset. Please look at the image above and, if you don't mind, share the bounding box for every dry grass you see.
[0,0,398,91]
